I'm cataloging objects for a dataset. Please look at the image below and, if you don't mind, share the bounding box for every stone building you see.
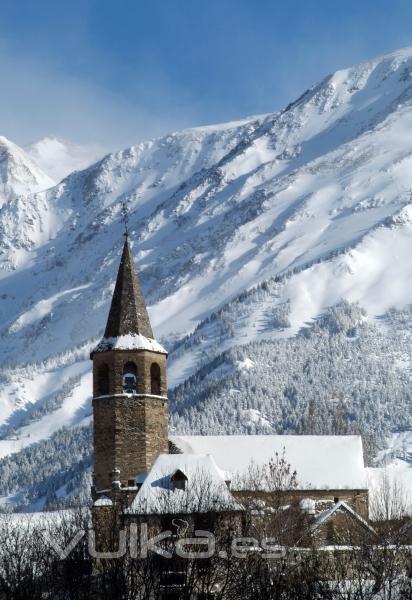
[91,237,370,542]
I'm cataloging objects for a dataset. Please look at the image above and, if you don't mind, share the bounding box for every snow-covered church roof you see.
[93,333,167,355]
[170,435,367,491]
[126,453,242,515]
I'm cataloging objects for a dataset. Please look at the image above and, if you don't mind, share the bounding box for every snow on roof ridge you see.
[170,434,367,491]
[93,333,167,354]
[311,500,375,534]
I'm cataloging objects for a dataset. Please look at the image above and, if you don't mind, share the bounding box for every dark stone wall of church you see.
[113,395,168,484]
[92,350,168,491]
[93,395,168,490]
[93,399,117,491]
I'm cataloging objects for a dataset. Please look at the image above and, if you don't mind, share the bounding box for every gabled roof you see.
[171,469,188,481]
[311,500,375,535]
[104,237,153,339]
[126,453,242,515]
[170,435,367,491]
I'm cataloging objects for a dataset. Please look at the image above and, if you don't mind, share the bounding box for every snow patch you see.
[93,334,167,354]
[237,358,255,371]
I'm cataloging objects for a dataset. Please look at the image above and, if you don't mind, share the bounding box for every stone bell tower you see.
[91,236,168,499]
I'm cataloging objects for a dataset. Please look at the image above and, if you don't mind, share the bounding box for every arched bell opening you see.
[123,362,138,394]
[97,363,110,396]
[150,362,161,395]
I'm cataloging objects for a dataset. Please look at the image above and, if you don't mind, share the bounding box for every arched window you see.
[97,364,110,395]
[123,362,138,394]
[150,363,161,395]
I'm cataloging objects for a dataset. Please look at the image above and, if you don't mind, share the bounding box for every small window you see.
[151,362,161,395]
[97,364,110,395]
[128,479,135,487]
[174,479,186,491]
[123,362,138,394]
[334,497,339,504]
[171,469,188,491]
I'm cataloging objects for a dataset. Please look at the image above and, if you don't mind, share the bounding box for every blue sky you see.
[1,0,412,150]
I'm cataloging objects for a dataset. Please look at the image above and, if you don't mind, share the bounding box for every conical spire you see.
[104,237,154,339]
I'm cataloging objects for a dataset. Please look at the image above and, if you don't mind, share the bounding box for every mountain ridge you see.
[0,136,54,207]
[24,136,105,183]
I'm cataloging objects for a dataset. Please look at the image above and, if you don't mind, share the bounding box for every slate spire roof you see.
[104,236,154,339]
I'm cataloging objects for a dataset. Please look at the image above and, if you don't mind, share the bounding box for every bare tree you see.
[369,469,411,523]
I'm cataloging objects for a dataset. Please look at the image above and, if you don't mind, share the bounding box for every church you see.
[91,236,371,544]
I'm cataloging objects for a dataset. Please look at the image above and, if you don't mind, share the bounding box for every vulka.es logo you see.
[42,524,286,560]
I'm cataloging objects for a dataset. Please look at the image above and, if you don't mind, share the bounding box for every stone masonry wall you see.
[93,398,116,491]
[93,349,168,491]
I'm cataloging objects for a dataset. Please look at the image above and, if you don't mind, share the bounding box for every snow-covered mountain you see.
[25,137,105,183]
[0,136,54,207]
[2,47,412,509]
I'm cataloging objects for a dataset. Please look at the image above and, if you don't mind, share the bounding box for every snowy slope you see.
[2,47,412,506]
